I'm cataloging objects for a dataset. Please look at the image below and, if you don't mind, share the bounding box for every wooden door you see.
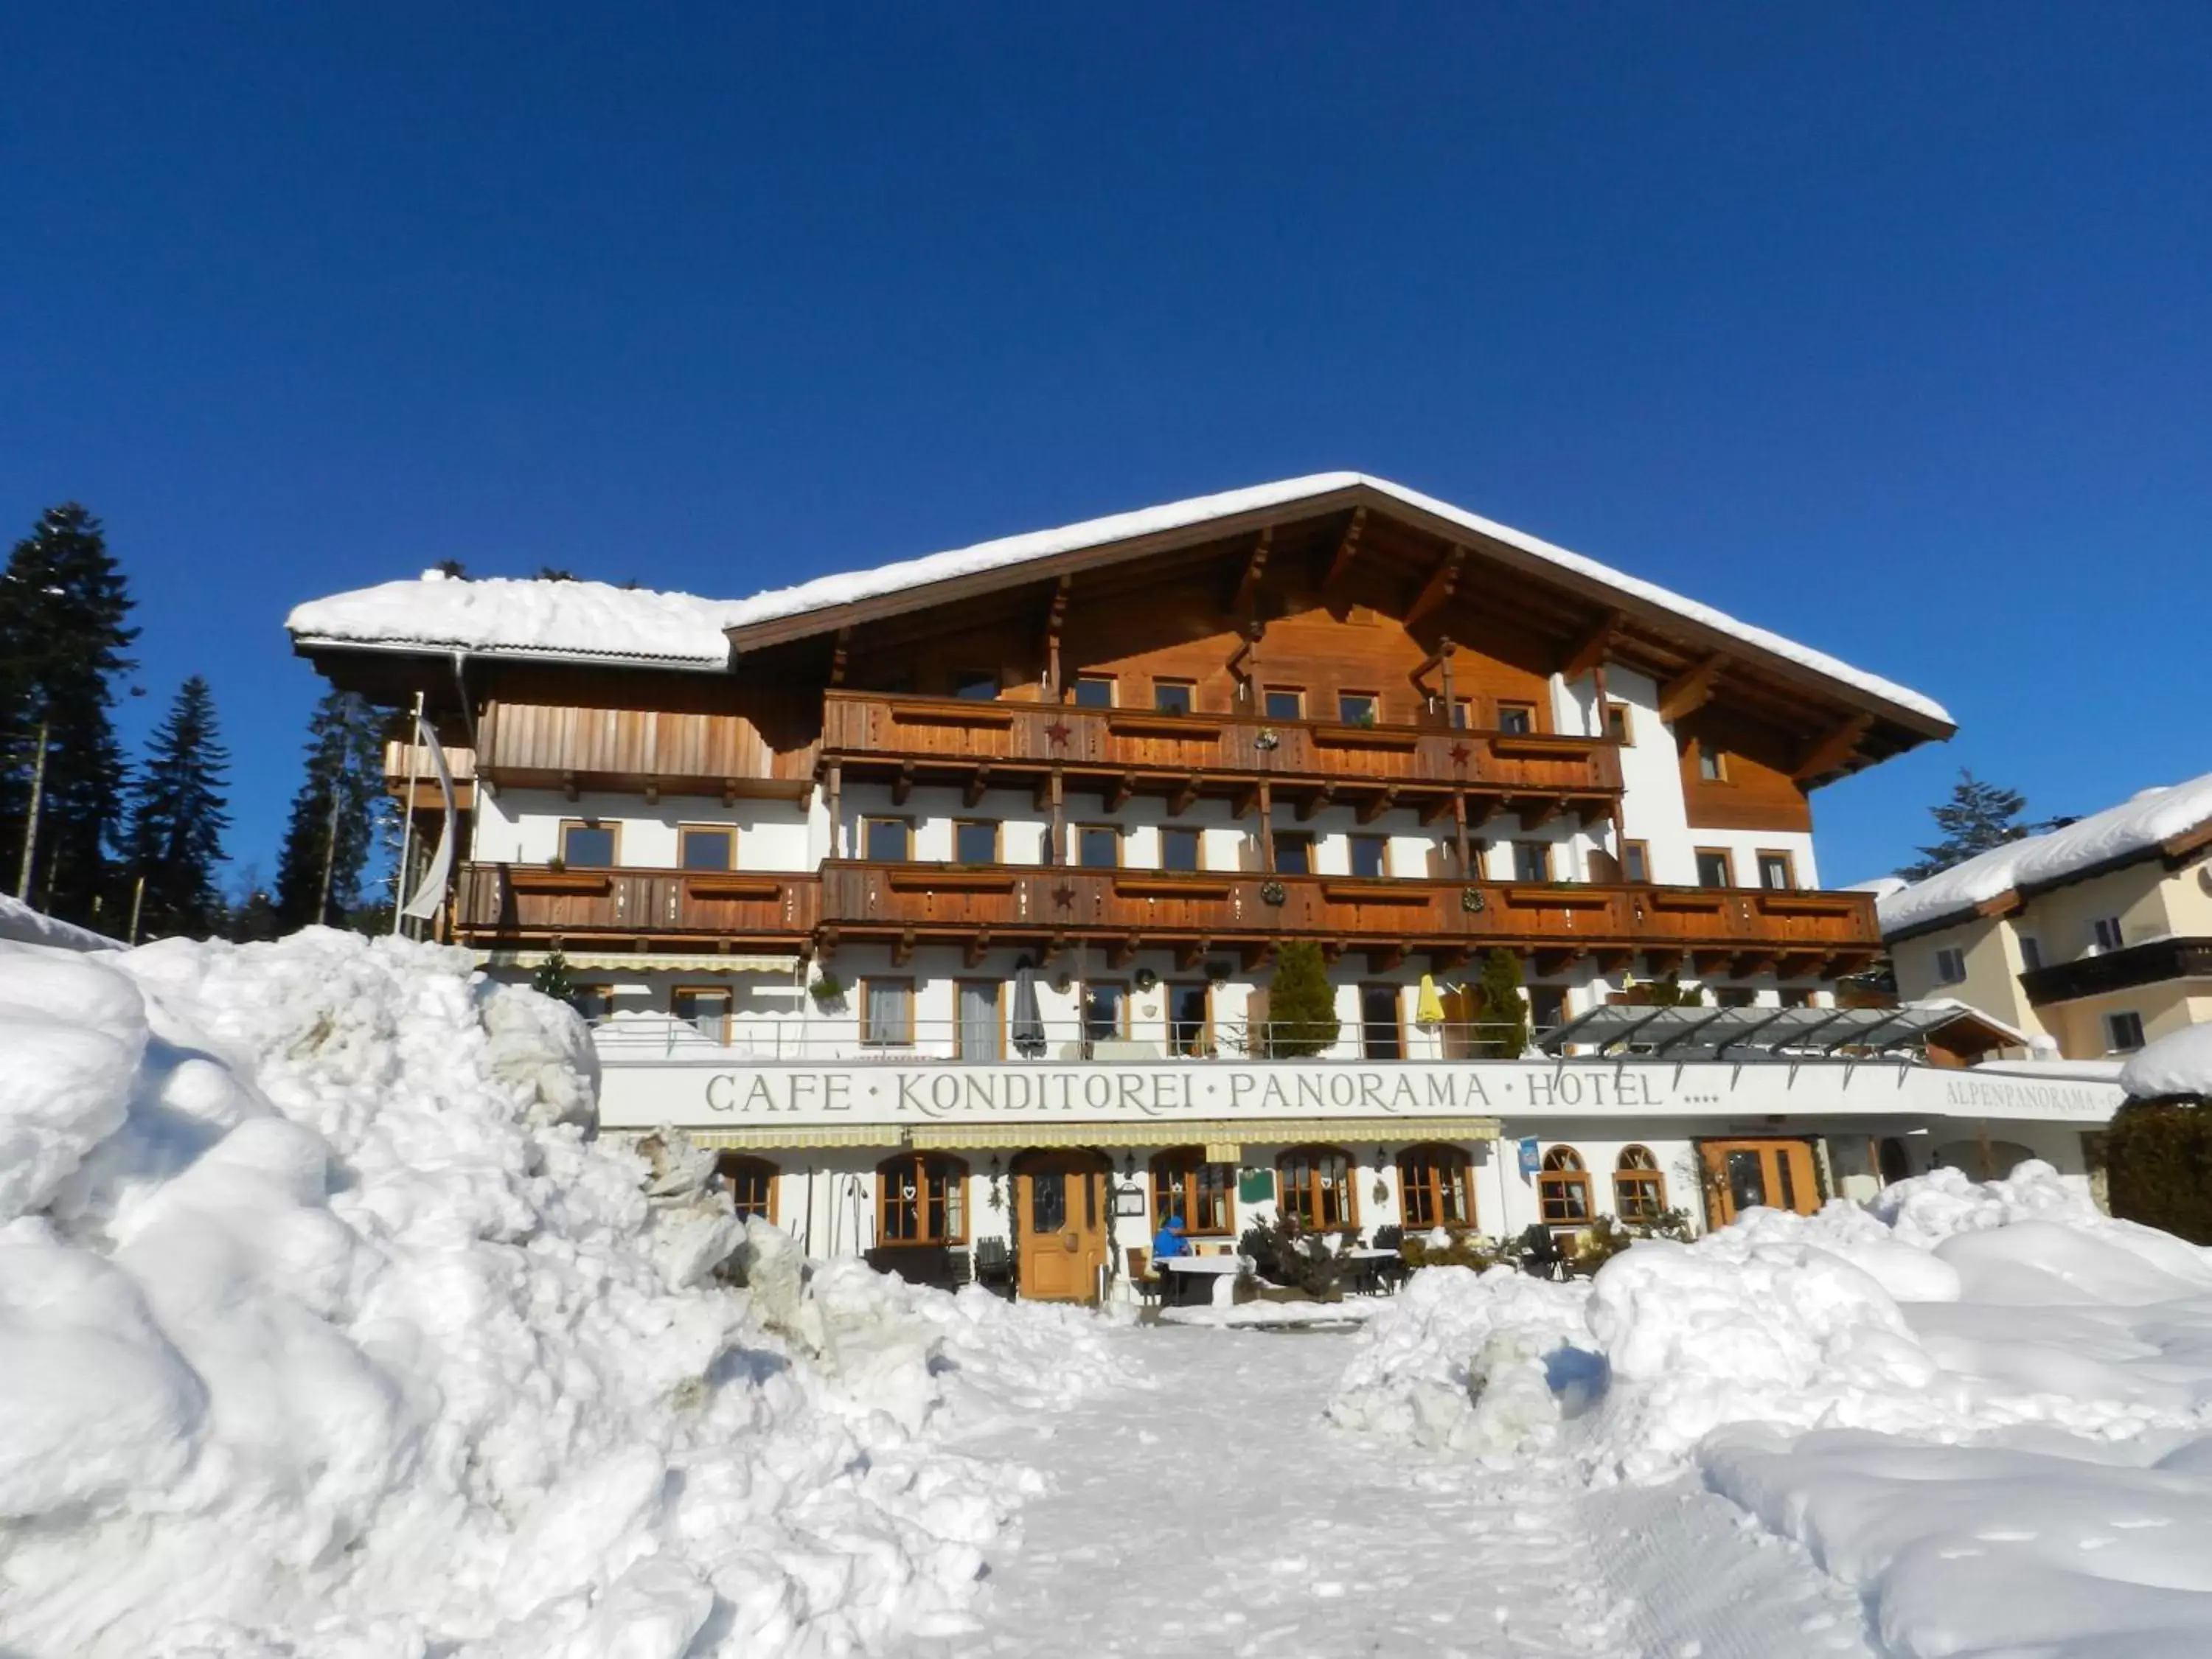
[1700,1138,1820,1227]
[1014,1151,1110,1303]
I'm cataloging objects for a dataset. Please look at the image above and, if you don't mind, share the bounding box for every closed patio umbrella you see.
[1011,958,1047,1058]
[1415,973,1447,1026]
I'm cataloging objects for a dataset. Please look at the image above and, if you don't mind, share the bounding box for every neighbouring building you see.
[288,472,2122,1299]
[1882,773,2212,1061]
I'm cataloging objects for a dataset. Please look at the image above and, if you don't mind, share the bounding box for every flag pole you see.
[391,690,424,937]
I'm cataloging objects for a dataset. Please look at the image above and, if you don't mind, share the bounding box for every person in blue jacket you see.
[1151,1212,1189,1298]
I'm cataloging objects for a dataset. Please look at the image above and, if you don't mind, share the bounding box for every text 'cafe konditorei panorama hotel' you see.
[288,473,2122,1301]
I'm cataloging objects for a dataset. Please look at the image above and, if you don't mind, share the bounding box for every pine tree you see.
[1472,947,1530,1057]
[1899,770,2057,882]
[532,949,577,1003]
[1265,940,1341,1058]
[122,677,230,940]
[0,504,138,926]
[273,689,390,930]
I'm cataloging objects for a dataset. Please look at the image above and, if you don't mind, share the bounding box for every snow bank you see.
[0,930,1131,1658]
[0,892,119,951]
[1329,1163,2212,1656]
[285,473,1950,723]
[2124,1023,2212,1102]
[1879,770,2212,936]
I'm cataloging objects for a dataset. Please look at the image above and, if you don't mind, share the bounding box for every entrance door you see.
[1014,1150,1110,1303]
[1700,1138,1820,1226]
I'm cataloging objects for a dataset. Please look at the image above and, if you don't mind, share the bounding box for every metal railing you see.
[585,1013,1543,1063]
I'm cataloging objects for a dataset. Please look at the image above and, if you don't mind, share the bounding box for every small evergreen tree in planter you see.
[1239,1211,1360,1301]
[1265,940,1340,1058]
[532,949,576,1003]
[1472,947,1529,1057]
[808,970,846,1011]
[2107,1099,2212,1244]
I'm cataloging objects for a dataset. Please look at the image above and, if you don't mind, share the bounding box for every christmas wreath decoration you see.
[1461,888,1486,913]
[1259,879,1288,907]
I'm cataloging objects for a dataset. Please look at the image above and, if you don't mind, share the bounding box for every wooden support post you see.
[1590,661,1610,738]
[825,761,843,858]
[1044,574,1071,700]
[1171,773,1201,815]
[1452,790,1472,876]
[1439,638,1458,726]
[1258,778,1275,872]
[965,765,992,807]
[891,761,915,805]
[828,625,853,688]
[1048,767,1065,866]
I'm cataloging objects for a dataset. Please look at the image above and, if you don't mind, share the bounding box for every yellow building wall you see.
[2019,864,2176,964]
[1891,915,2045,1037]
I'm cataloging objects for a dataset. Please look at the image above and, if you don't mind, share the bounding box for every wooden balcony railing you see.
[454,863,820,942]
[473,699,818,800]
[815,860,1877,975]
[820,690,1621,816]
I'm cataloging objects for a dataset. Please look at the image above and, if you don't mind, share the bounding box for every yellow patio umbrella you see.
[1414,973,1447,1026]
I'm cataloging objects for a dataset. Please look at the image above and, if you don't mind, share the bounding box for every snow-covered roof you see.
[2121,1023,2212,1101]
[1879,771,2212,940]
[287,472,1951,726]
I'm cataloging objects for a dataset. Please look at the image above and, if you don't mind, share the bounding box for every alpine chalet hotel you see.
[289,474,2120,1301]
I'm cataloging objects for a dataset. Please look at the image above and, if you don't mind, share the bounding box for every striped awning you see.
[678,1124,905,1150]
[477,950,801,975]
[904,1117,1501,1152]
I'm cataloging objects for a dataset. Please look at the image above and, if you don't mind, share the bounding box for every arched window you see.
[1277,1144,1357,1231]
[717,1154,779,1225]
[1151,1147,1236,1237]
[877,1152,969,1245]
[1538,1146,1591,1227]
[1611,1145,1666,1222]
[1396,1144,1475,1228]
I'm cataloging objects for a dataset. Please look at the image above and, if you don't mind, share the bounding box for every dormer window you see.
[1337,692,1378,726]
[1698,745,1730,782]
[1073,675,1115,708]
[953,669,998,700]
[1495,703,1535,735]
[1152,679,1194,714]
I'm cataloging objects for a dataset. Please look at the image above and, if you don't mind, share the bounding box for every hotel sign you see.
[594,1058,2124,1131]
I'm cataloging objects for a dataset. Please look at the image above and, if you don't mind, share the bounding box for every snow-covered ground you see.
[0,929,1133,1658]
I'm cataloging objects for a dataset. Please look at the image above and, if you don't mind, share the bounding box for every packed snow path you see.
[910,1323,1627,1659]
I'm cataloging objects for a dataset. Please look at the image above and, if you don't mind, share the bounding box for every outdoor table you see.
[1157,1256,1244,1307]
[1343,1246,1401,1296]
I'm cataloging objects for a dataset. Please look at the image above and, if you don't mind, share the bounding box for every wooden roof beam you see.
[965,927,993,967]
[1403,543,1467,630]
[1559,609,1626,680]
[827,625,854,689]
[1357,787,1399,825]
[1792,713,1874,782]
[1322,506,1367,590]
[1175,936,1211,971]
[1533,945,1585,978]
[1367,942,1408,973]
[1106,772,1137,812]
[1110,934,1141,969]
[1297,784,1335,823]
[1231,527,1273,616]
[1170,773,1202,816]
[1658,654,1729,723]
[891,762,916,805]
[964,764,992,807]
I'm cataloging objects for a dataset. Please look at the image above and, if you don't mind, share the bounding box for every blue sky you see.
[4,4,2207,887]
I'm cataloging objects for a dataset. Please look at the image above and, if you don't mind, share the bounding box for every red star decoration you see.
[1051,883,1077,907]
[1449,743,1471,766]
[1046,721,1071,746]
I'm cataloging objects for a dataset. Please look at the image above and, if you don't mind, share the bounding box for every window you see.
[953,820,999,865]
[678,826,734,871]
[1512,841,1552,883]
[1360,984,1403,1059]
[1697,745,1729,782]
[1528,985,1566,1031]
[861,978,914,1046]
[717,1154,779,1224]
[1337,692,1378,726]
[1273,832,1313,875]
[2104,1010,2146,1053]
[1167,984,1210,1057]
[953,669,998,700]
[2092,917,2125,953]
[1495,702,1535,735]
[1450,698,1472,730]
[1152,679,1194,714]
[1538,1147,1592,1227]
[956,980,1000,1060]
[1072,675,1115,708]
[1349,835,1388,879]
[560,821,616,867]
[1278,1145,1357,1229]
[1397,1144,1474,1228]
[1078,825,1120,869]
[672,987,731,1043]
[877,1152,967,1245]
[1613,1146,1667,1222]
[1621,841,1651,884]
[569,983,613,1022]
[1714,987,1756,1008]
[1933,947,1967,986]
[1756,851,1796,891]
[1152,1148,1235,1236]
[1604,703,1632,743]
[1778,988,1815,1009]
[1161,827,1201,872]
[1263,687,1305,720]
[863,817,912,861]
[1082,981,1127,1043]
[2019,936,2043,972]
[1695,848,1735,888]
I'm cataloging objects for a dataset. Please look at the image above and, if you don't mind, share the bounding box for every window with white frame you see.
[2091,917,2124,953]
[1933,946,1967,986]
[2104,1010,2146,1053]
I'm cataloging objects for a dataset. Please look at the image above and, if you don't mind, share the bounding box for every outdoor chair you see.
[974,1237,1015,1297]
[1126,1246,1161,1307]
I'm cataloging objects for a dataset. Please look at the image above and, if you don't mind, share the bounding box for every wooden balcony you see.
[815,860,1878,977]
[473,699,818,801]
[385,739,477,810]
[454,863,819,945]
[820,690,1621,823]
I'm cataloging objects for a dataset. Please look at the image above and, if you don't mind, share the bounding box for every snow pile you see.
[285,473,1949,723]
[1330,1164,2212,1656]
[0,891,119,951]
[1879,769,2212,936]
[2124,1022,2212,1102]
[0,929,1130,1659]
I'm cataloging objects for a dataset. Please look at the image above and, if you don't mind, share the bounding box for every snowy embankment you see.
[0,930,1132,1659]
[1329,1166,2212,1657]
